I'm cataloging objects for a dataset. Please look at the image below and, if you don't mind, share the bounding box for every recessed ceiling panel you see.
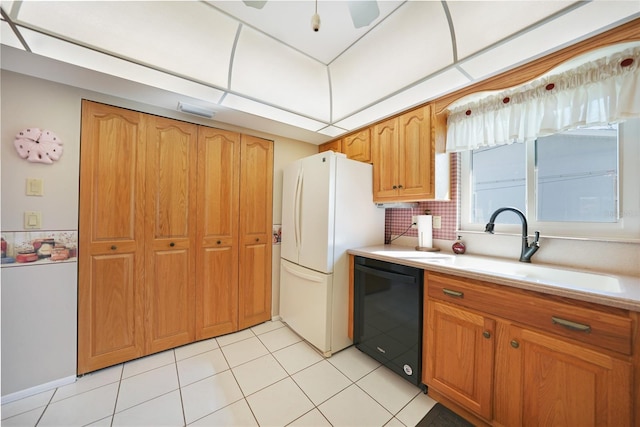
[330,1,453,121]
[449,1,580,61]
[0,20,23,49]
[459,1,640,80]
[222,93,327,131]
[15,26,226,104]
[334,68,470,131]
[232,26,331,121]
[12,1,238,88]
[210,0,404,64]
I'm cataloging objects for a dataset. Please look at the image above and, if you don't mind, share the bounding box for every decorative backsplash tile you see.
[385,154,460,243]
[1,230,77,267]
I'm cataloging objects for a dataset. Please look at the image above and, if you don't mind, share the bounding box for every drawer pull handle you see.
[110,245,117,250]
[482,331,491,339]
[443,288,464,298]
[170,242,175,247]
[510,340,520,349]
[551,316,591,333]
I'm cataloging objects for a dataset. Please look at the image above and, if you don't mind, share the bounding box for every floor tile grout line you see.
[32,386,57,426]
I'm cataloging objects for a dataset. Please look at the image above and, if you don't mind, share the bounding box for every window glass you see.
[535,126,618,223]
[471,143,526,224]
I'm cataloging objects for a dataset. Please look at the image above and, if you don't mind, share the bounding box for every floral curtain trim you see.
[446,45,640,152]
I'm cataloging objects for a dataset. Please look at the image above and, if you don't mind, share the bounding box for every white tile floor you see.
[1,321,437,427]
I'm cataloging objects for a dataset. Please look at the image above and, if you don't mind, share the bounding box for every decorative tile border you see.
[1,230,77,267]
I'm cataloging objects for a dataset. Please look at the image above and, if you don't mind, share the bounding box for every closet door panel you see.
[145,116,197,353]
[196,128,240,339]
[238,135,273,329]
[78,101,146,374]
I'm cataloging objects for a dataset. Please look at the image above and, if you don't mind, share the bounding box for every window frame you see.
[459,118,640,242]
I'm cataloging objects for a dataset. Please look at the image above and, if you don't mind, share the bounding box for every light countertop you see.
[348,245,640,312]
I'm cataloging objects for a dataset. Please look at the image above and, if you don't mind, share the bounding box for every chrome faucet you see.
[485,207,540,263]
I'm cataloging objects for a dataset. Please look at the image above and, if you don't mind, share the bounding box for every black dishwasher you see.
[353,256,425,389]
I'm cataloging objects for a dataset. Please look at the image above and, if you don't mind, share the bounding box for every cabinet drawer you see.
[426,272,633,355]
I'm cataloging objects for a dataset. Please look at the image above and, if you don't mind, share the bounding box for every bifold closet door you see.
[196,128,241,339]
[238,135,273,329]
[144,116,197,354]
[78,101,146,375]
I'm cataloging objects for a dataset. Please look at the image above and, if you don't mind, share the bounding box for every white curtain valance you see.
[446,46,640,152]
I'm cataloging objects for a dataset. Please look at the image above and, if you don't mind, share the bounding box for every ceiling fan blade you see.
[242,1,267,9]
[347,0,380,28]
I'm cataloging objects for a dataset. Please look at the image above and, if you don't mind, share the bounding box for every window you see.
[461,118,639,240]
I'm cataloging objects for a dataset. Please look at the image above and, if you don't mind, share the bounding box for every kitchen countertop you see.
[348,245,640,312]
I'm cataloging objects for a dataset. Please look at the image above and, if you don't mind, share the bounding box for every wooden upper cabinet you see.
[78,101,146,374]
[343,129,371,163]
[195,128,241,339]
[144,116,198,354]
[238,135,274,329]
[319,139,342,154]
[372,105,435,202]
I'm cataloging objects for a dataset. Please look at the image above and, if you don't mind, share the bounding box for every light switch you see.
[26,178,44,196]
[433,216,442,229]
[24,211,42,229]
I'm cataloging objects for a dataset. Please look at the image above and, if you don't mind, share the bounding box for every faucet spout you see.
[485,207,540,263]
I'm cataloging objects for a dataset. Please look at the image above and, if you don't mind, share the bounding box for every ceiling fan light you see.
[242,1,267,9]
[348,0,380,28]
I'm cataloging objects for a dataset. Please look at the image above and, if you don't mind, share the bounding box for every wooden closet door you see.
[78,101,146,374]
[238,135,273,329]
[195,127,241,339]
[145,116,197,354]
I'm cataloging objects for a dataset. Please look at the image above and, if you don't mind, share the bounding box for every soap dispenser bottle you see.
[452,236,466,254]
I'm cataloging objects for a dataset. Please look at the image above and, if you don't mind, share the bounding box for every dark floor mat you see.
[415,403,475,427]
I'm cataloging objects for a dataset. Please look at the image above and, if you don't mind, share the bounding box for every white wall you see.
[0,70,317,400]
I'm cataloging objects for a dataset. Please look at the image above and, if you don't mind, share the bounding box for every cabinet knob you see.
[398,184,403,189]
[217,240,221,245]
[170,242,175,247]
[392,185,398,189]
[482,331,491,339]
[255,238,260,242]
[110,245,117,250]
[510,340,520,349]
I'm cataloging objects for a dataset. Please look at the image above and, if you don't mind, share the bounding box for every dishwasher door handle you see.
[354,264,417,284]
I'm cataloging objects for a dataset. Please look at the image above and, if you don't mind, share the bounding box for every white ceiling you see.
[1,1,639,144]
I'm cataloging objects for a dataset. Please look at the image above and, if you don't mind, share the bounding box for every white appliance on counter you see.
[280,151,385,356]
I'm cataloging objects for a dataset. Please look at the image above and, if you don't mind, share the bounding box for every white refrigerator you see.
[280,151,385,356]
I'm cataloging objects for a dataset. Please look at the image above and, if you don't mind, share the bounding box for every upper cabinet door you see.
[238,135,274,329]
[195,127,241,339]
[372,117,399,199]
[319,139,343,154]
[398,105,433,199]
[343,129,371,163]
[78,100,146,374]
[144,115,198,354]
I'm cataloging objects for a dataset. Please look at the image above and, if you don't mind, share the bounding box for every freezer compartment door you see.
[280,259,332,354]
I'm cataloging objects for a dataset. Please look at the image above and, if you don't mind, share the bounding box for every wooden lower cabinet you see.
[425,300,495,420]
[423,272,634,426]
[494,323,632,427]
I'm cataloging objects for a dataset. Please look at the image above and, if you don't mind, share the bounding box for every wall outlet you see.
[411,216,417,228]
[433,216,442,229]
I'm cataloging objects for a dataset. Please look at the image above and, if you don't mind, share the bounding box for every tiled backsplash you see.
[385,154,460,243]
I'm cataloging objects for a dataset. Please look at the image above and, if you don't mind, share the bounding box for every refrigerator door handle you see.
[282,262,324,283]
[294,169,303,252]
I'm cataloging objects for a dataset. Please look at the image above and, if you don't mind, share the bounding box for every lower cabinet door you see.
[425,300,495,420]
[494,324,632,427]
